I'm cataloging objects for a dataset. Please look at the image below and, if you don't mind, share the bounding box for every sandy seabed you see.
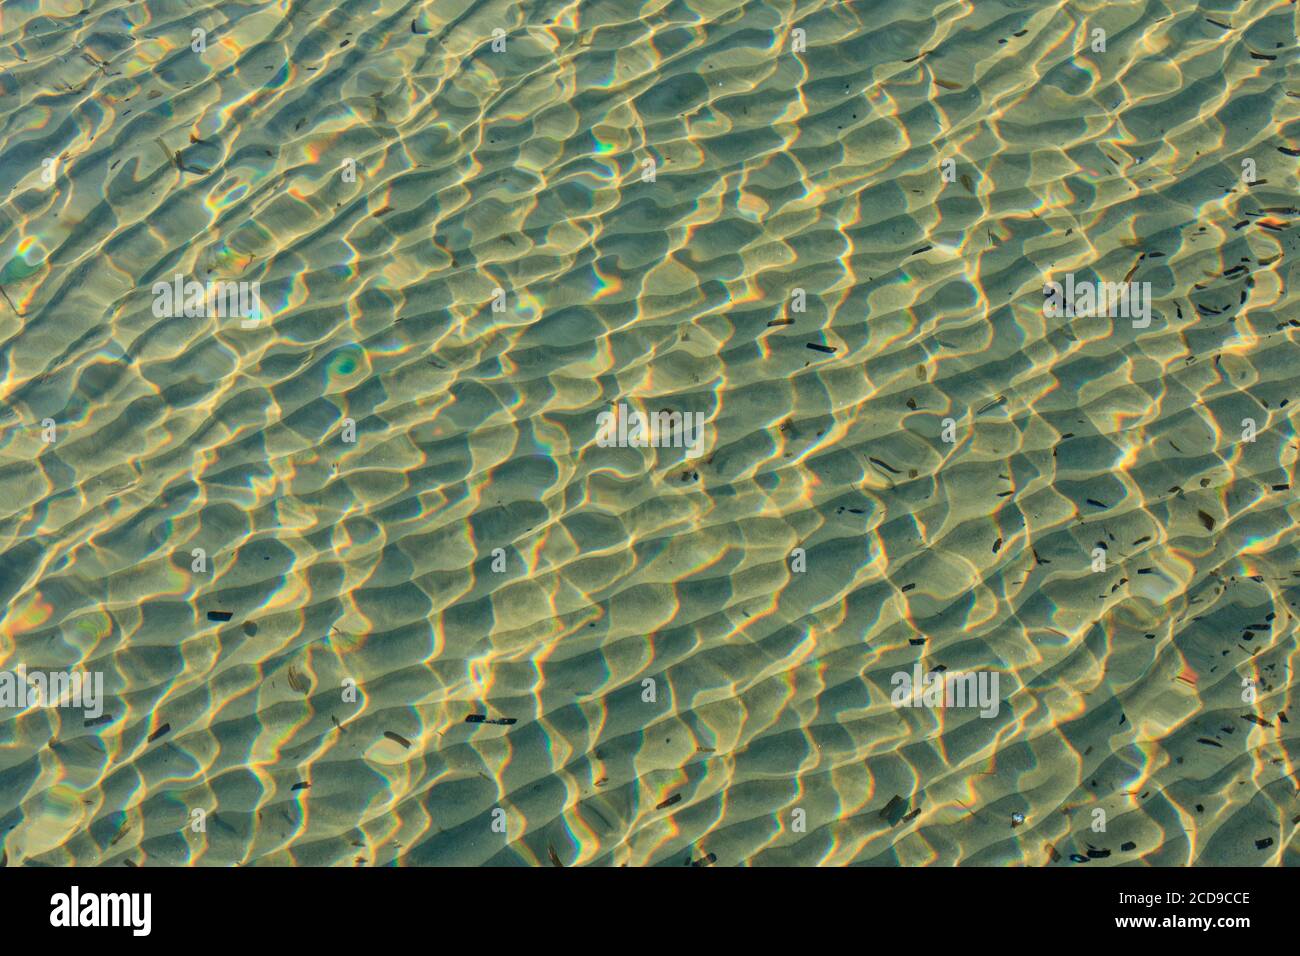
[0,0,1298,866]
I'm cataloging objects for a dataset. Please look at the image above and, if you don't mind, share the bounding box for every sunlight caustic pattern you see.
[0,0,1297,866]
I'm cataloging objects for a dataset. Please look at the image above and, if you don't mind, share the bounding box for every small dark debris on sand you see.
[548,843,564,867]
[291,781,310,791]
[84,714,113,728]
[656,793,682,810]
[465,714,517,725]
[147,723,170,743]
[806,342,836,354]
[286,666,311,695]
[207,611,233,622]
[688,851,717,867]
[880,794,908,826]
[1241,714,1272,727]
[384,731,412,748]
[110,819,130,845]
[1256,837,1273,850]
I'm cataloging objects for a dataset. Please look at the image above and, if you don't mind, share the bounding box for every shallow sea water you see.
[0,0,1298,866]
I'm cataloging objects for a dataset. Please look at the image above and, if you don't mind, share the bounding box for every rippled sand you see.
[0,0,1298,866]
